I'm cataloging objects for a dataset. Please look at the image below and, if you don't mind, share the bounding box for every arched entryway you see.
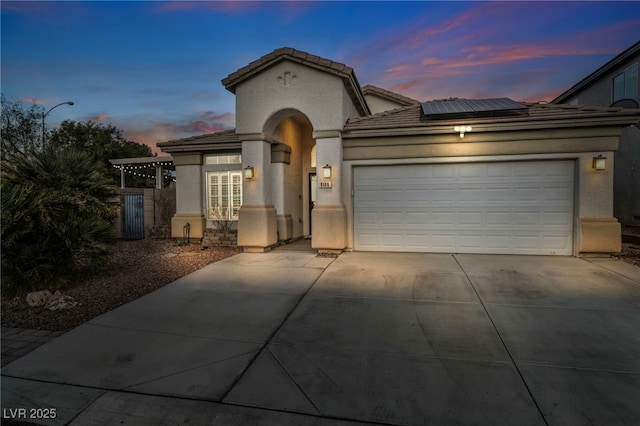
[264,109,315,241]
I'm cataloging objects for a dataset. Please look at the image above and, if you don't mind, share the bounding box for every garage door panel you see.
[458,188,485,202]
[381,211,404,225]
[380,233,404,247]
[545,162,573,177]
[380,189,403,203]
[406,211,429,225]
[512,211,540,226]
[487,211,511,225]
[487,164,512,178]
[543,186,573,202]
[356,189,378,203]
[459,212,483,225]
[486,187,511,202]
[432,167,456,179]
[542,211,573,227]
[406,189,429,201]
[431,188,457,202]
[354,161,574,255]
[459,164,485,178]
[515,162,542,177]
[356,212,379,225]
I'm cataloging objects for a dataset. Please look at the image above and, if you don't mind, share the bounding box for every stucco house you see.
[159,47,640,256]
[553,40,640,227]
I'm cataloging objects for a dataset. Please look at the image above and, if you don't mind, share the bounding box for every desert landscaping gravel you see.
[1,239,240,331]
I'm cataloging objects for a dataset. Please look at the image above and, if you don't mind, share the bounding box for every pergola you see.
[109,156,174,189]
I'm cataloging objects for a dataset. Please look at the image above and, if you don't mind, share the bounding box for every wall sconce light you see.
[323,164,332,179]
[592,155,607,171]
[244,166,254,179]
[454,125,472,138]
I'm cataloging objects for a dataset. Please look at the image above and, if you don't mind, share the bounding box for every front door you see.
[309,173,316,236]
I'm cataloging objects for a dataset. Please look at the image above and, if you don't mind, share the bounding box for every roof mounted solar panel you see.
[465,98,528,112]
[421,98,528,119]
[421,99,471,115]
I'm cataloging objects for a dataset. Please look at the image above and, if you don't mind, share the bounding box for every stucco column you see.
[271,143,293,241]
[170,153,206,241]
[578,152,621,253]
[238,139,277,251]
[312,131,347,251]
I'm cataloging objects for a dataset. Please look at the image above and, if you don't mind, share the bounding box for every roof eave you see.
[158,142,242,154]
[362,85,420,106]
[343,114,640,139]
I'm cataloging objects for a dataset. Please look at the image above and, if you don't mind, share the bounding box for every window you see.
[612,63,638,102]
[207,171,242,220]
[205,155,241,165]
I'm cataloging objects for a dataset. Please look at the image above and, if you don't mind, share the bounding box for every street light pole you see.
[42,101,74,150]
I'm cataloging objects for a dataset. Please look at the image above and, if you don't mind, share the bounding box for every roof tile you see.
[158,129,239,148]
[223,47,357,91]
[362,85,420,106]
[221,47,369,115]
[344,102,640,133]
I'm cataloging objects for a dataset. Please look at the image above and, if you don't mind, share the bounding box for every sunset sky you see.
[2,1,639,152]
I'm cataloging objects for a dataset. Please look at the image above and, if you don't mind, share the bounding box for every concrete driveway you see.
[2,249,640,425]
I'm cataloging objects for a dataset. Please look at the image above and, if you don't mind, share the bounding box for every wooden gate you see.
[123,193,145,239]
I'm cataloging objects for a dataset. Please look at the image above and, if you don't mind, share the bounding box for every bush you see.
[1,147,121,297]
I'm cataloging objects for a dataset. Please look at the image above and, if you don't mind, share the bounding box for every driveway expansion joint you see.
[453,254,550,426]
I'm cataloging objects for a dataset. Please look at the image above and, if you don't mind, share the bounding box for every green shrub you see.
[1,147,121,297]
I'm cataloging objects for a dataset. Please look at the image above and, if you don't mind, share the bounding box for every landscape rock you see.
[25,290,53,307]
[45,291,80,311]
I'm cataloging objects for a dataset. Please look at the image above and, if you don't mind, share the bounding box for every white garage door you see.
[354,161,574,255]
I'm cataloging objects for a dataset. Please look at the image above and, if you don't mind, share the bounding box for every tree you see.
[49,120,157,187]
[1,147,121,297]
[1,94,160,187]
[1,93,160,296]
[1,94,45,160]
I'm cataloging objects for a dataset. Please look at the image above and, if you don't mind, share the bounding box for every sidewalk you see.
[1,328,65,368]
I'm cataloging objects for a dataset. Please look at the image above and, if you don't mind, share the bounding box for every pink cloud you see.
[0,2,51,14]
[90,114,112,124]
[158,1,259,12]
[19,97,43,105]
[119,111,235,154]
[156,0,313,17]
[521,90,564,104]
[451,44,614,69]
[346,1,638,105]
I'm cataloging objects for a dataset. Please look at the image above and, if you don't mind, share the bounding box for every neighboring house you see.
[159,47,640,256]
[553,41,640,227]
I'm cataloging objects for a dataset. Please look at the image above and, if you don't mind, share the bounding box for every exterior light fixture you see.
[244,166,254,179]
[592,155,607,171]
[323,164,332,179]
[454,125,472,138]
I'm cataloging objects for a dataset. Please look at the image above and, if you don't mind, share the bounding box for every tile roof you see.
[222,47,354,91]
[344,102,640,134]
[157,129,240,152]
[221,47,369,116]
[362,85,420,106]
